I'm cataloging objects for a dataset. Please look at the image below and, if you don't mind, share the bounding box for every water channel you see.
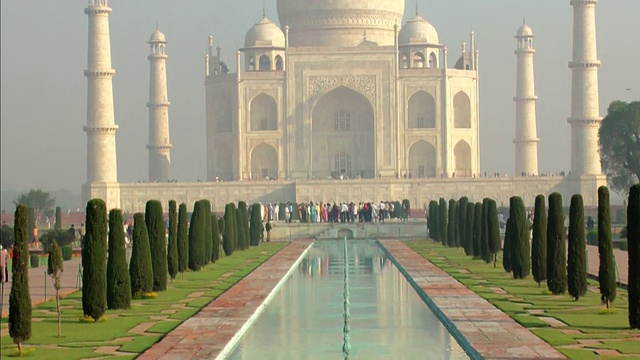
[228,240,469,359]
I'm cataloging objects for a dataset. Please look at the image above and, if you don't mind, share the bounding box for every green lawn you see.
[404,240,640,360]
[1,242,287,359]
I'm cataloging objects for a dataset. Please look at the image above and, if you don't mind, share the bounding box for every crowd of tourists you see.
[256,201,410,224]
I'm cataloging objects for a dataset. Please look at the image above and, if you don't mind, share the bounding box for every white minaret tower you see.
[84,0,120,207]
[569,0,602,176]
[514,21,539,177]
[147,28,172,182]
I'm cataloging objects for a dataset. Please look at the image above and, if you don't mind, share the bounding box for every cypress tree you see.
[250,204,262,246]
[627,184,640,329]
[239,202,251,249]
[457,197,468,250]
[510,196,530,279]
[167,200,179,280]
[211,214,221,262]
[428,200,438,241]
[503,217,513,273]
[481,199,491,263]
[129,213,153,298]
[547,192,567,294]
[472,202,482,259]
[236,207,246,250]
[218,217,225,240]
[438,198,448,246]
[82,199,107,321]
[464,203,475,257]
[47,240,64,337]
[188,201,206,271]
[447,199,456,247]
[145,200,167,292]
[201,200,212,264]
[106,209,131,310]
[177,203,189,274]
[55,206,62,231]
[487,199,501,268]
[223,203,237,256]
[568,194,587,300]
[597,186,616,308]
[531,195,547,287]
[9,205,32,352]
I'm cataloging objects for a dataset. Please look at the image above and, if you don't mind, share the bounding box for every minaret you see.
[514,21,539,176]
[84,0,118,185]
[147,28,172,182]
[569,0,602,176]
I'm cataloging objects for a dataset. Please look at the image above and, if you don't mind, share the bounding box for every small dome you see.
[244,17,285,48]
[517,23,533,37]
[149,29,166,43]
[399,16,439,46]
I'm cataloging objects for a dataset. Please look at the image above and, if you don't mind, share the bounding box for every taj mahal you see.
[82,0,606,212]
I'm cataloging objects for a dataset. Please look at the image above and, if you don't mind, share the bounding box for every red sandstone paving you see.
[382,240,567,360]
[138,240,313,360]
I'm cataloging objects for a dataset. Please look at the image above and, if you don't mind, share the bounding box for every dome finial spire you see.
[263,1,266,18]
[416,1,419,16]
[523,17,526,25]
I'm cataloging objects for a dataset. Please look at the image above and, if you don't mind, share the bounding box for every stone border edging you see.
[377,241,483,360]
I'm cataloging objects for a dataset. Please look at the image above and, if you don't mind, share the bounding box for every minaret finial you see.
[263,1,266,18]
[523,17,526,25]
[416,1,419,16]
[156,22,158,30]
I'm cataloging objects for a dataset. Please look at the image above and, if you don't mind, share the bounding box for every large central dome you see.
[277,0,405,47]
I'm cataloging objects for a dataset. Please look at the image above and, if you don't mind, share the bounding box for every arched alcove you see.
[250,94,277,131]
[453,92,471,128]
[275,55,283,70]
[251,143,278,180]
[312,86,375,179]
[454,140,472,177]
[259,55,271,71]
[408,141,437,178]
[412,52,425,68]
[408,91,436,129]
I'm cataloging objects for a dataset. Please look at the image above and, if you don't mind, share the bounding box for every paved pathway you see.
[1,256,83,319]
[586,244,628,286]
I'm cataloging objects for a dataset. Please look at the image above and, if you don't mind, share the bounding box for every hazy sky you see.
[1,0,638,194]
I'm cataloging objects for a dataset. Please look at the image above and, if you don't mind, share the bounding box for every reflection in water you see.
[229,241,469,360]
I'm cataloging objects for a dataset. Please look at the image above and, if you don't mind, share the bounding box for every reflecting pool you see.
[228,241,469,359]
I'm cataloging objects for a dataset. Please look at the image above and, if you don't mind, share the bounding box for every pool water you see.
[228,241,469,359]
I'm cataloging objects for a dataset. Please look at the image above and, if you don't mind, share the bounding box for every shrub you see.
[145,200,167,292]
[167,200,178,280]
[30,253,39,268]
[62,245,73,261]
[223,203,237,255]
[82,199,107,321]
[250,204,262,246]
[598,186,616,308]
[402,199,411,219]
[9,205,32,352]
[532,195,547,287]
[279,203,286,221]
[547,192,567,295]
[620,241,628,251]
[106,209,131,310]
[587,230,598,245]
[47,240,64,337]
[457,197,468,249]
[188,201,206,271]
[447,199,456,248]
[472,202,482,259]
[503,217,513,273]
[211,214,221,261]
[428,200,438,241]
[509,197,530,279]
[628,184,640,329]
[439,198,448,246]
[487,199,501,267]
[464,202,475,257]
[129,213,153,298]
[568,194,587,300]
[177,203,189,274]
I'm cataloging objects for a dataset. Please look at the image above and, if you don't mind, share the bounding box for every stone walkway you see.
[1,256,83,319]
[139,240,313,360]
